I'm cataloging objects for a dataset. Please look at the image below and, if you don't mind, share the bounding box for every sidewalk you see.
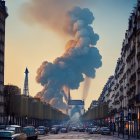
[113,132,140,140]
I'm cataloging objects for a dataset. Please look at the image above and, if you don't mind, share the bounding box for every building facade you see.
[0,0,8,124]
[4,85,69,127]
[82,1,140,138]
[97,1,140,137]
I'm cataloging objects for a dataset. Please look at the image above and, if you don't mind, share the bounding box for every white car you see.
[6,125,27,139]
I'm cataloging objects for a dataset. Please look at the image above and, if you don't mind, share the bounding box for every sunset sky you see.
[5,0,137,110]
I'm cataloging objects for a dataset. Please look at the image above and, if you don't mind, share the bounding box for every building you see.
[4,85,21,95]
[68,100,84,117]
[97,1,140,137]
[90,100,99,109]
[4,85,69,126]
[82,1,140,138]
[0,0,8,124]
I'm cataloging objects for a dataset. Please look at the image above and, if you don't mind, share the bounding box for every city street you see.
[38,132,121,140]
[0,1,140,140]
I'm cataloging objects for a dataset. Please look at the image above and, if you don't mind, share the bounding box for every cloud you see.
[20,0,97,36]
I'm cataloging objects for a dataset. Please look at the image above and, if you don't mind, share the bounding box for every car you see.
[23,126,38,140]
[71,126,78,131]
[6,125,27,139]
[78,127,85,132]
[0,130,26,140]
[100,127,111,135]
[50,125,61,134]
[37,126,49,135]
[0,129,27,140]
[88,127,97,134]
[86,127,92,133]
[50,127,59,134]
[61,127,68,133]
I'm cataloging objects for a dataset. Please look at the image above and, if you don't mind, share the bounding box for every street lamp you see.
[121,97,124,139]
[128,108,131,140]
[25,115,28,126]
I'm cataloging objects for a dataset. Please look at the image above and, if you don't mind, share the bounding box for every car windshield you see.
[6,127,15,131]
[0,131,14,137]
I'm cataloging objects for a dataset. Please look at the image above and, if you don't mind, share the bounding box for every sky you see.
[5,0,137,110]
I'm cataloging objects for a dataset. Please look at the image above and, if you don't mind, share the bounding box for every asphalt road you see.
[38,131,122,140]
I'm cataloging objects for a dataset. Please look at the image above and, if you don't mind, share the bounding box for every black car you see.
[71,126,78,131]
[79,127,85,132]
[50,127,59,134]
[100,127,111,135]
[50,125,61,134]
[61,127,68,133]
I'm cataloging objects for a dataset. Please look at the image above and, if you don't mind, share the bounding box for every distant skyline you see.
[5,0,137,110]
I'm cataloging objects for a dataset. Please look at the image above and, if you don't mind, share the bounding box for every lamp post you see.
[128,108,131,140]
[122,110,124,138]
[122,97,124,139]
[25,115,28,126]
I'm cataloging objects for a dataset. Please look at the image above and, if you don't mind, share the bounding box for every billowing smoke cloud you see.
[34,6,102,112]
[20,0,97,37]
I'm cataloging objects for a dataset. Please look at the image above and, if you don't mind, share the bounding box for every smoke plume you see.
[82,77,91,101]
[34,6,102,112]
[20,0,97,37]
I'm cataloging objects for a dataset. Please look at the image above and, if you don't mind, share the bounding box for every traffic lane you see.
[38,131,122,140]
